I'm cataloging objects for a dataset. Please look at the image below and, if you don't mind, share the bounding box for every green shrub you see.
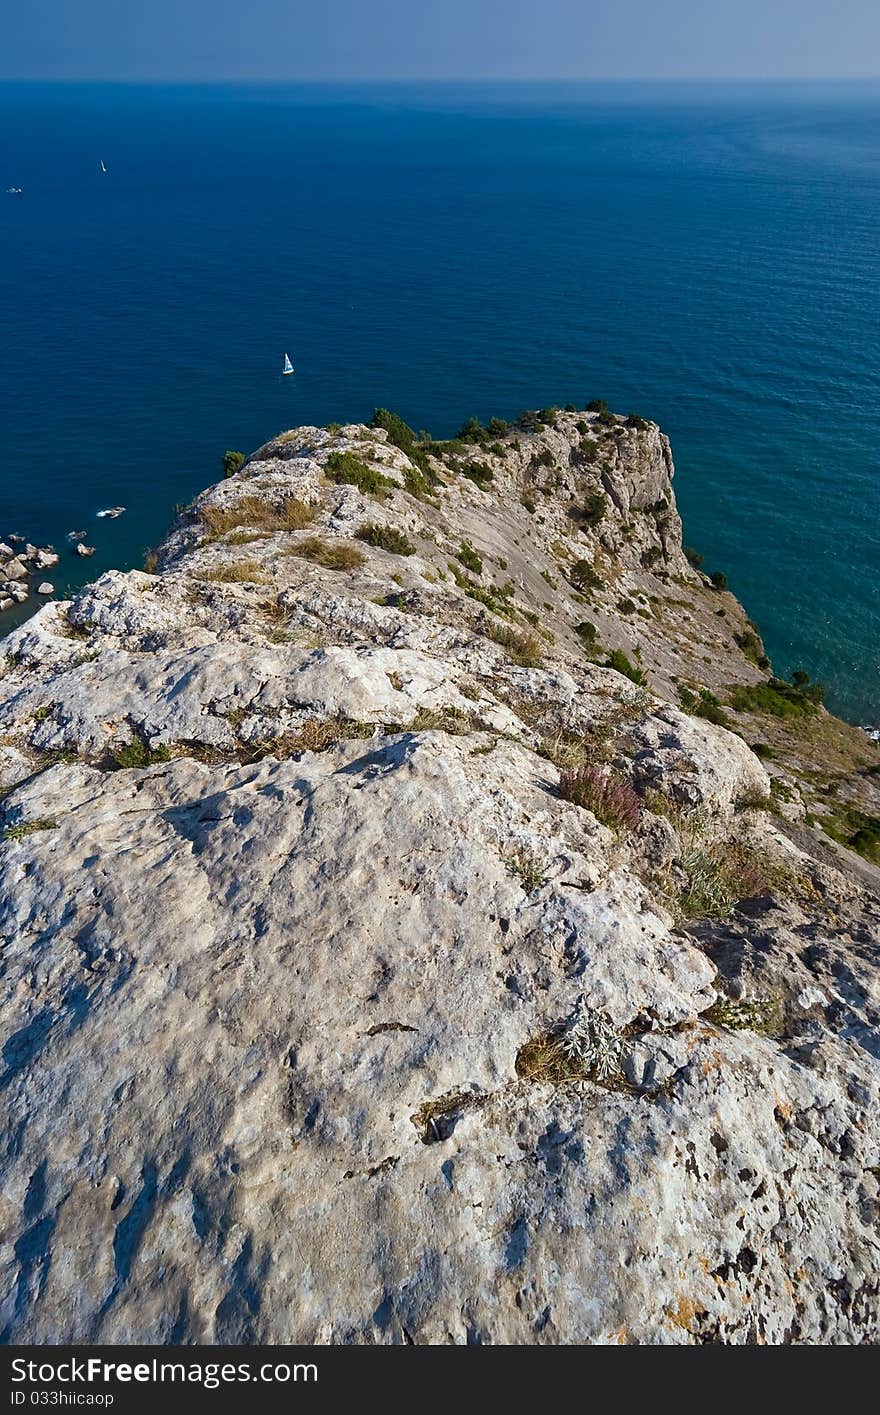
[325,450,390,496]
[679,686,731,727]
[518,410,544,433]
[538,406,559,425]
[531,448,555,470]
[641,545,663,568]
[604,648,647,685]
[456,540,483,575]
[574,620,599,651]
[749,742,776,761]
[790,669,824,703]
[223,450,246,478]
[837,811,880,865]
[617,597,637,616]
[580,491,607,526]
[521,495,536,514]
[356,523,416,556]
[569,558,603,593]
[684,546,704,570]
[625,413,649,430]
[586,399,610,414]
[727,678,819,718]
[460,461,494,487]
[487,416,509,437]
[369,407,436,494]
[734,630,764,665]
[710,570,728,591]
[457,417,486,444]
[111,735,172,770]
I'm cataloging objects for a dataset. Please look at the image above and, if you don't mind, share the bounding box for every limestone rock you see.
[0,408,878,1345]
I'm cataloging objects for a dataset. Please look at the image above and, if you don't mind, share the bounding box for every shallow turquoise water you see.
[1,81,878,721]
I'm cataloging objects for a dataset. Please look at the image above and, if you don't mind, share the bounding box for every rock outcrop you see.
[1,407,878,1344]
[0,539,58,613]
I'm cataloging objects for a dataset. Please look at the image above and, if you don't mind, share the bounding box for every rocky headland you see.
[1,405,878,1344]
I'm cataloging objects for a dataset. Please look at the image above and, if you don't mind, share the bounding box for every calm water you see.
[1,81,878,722]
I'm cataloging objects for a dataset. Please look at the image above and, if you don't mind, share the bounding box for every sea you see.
[1,80,878,723]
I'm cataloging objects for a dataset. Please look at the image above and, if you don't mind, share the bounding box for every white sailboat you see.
[282,353,294,376]
[100,160,107,173]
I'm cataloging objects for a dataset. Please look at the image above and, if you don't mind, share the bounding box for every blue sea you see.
[1,81,878,723]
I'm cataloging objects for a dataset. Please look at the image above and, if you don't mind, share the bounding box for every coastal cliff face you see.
[1,408,879,1344]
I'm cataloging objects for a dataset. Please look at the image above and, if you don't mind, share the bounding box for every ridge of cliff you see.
[1,406,878,1344]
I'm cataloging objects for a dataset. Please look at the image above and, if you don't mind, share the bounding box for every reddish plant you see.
[558,764,642,834]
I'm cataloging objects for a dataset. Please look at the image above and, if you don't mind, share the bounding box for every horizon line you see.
[2,73,880,86]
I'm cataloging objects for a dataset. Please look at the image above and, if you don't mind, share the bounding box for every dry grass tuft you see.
[486,622,543,667]
[198,560,267,584]
[287,537,366,571]
[201,496,315,539]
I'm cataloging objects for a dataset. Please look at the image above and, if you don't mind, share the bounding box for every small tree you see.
[223,450,246,478]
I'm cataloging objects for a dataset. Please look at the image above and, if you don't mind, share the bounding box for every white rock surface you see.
[0,411,878,1344]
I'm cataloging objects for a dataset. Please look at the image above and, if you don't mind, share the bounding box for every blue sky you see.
[3,0,880,81]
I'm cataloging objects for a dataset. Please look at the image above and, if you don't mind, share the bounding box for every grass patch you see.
[505,847,548,893]
[111,735,172,769]
[3,817,58,842]
[405,706,473,735]
[201,496,315,539]
[289,537,365,571]
[200,560,267,584]
[486,622,543,667]
[356,522,416,556]
[456,540,483,575]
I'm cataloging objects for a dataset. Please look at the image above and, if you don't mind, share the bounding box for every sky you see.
[2,0,880,82]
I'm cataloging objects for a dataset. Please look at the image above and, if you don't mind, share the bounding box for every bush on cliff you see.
[604,648,647,686]
[223,450,246,478]
[369,408,436,496]
[325,451,390,497]
[356,523,416,556]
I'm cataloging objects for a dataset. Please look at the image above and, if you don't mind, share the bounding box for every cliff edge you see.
[1,406,878,1343]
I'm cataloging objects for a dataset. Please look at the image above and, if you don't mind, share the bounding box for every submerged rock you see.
[0,407,878,1345]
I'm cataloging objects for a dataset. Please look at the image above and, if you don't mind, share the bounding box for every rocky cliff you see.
[1,406,879,1344]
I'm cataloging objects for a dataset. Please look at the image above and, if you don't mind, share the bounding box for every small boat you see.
[5,186,22,195]
[100,160,107,173]
[282,353,295,376]
[97,505,126,519]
